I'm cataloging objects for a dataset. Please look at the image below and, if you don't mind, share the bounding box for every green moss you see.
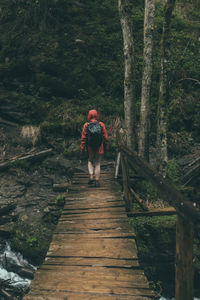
[166,159,179,184]
[12,160,31,170]
[11,221,54,265]
[54,194,65,206]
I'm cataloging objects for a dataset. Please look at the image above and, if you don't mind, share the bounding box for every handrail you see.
[116,141,198,300]
[119,144,200,222]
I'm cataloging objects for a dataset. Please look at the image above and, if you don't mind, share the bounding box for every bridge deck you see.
[24,172,156,299]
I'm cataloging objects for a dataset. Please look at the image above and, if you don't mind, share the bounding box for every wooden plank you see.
[55,219,132,233]
[26,278,155,297]
[65,196,123,203]
[128,206,176,217]
[44,256,140,268]
[25,291,155,300]
[59,211,127,220]
[47,238,138,259]
[62,207,126,215]
[63,201,125,210]
[51,233,136,242]
[63,206,125,212]
[36,265,148,282]
[24,291,154,299]
[53,232,136,239]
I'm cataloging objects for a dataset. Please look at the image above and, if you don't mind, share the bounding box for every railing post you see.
[175,214,194,300]
[115,152,121,179]
[121,153,132,212]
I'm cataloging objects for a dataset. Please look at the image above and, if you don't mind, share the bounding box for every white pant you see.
[88,153,102,180]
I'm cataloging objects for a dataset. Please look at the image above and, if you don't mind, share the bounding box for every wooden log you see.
[0,149,53,171]
[130,187,148,211]
[53,183,70,192]
[175,214,194,300]
[127,206,176,217]
[0,117,18,127]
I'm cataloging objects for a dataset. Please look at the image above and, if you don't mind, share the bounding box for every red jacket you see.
[81,109,109,155]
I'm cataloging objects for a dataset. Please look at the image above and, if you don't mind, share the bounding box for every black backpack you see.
[87,121,103,150]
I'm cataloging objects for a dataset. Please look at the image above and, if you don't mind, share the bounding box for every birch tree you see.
[156,0,175,177]
[118,0,135,149]
[138,0,155,161]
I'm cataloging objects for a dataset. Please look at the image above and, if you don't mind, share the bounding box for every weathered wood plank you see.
[54,219,132,233]
[53,232,136,239]
[63,201,125,210]
[59,211,127,220]
[44,256,140,268]
[25,290,155,300]
[36,265,149,282]
[25,279,155,297]
[47,238,138,259]
[62,206,125,214]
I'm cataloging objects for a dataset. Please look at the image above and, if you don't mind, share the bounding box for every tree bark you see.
[138,0,155,162]
[118,0,135,149]
[156,0,175,177]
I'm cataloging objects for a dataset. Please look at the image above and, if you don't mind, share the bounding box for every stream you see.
[0,241,36,299]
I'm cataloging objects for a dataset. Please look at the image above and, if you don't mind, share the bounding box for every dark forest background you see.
[0,0,199,154]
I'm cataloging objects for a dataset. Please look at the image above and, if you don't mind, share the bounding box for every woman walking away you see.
[81,109,109,187]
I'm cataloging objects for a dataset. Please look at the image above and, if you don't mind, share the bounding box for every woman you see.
[81,109,109,187]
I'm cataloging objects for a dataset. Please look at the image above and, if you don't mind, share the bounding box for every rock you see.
[0,223,14,237]
[17,267,35,279]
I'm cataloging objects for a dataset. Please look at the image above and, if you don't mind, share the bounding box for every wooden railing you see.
[115,144,200,300]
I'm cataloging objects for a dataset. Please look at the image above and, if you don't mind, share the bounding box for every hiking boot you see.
[88,179,94,185]
[95,180,100,187]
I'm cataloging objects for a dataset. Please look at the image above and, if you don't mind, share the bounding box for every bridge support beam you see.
[121,154,132,212]
[176,214,194,300]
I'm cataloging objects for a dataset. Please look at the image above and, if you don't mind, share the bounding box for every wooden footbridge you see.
[24,142,200,300]
[24,171,156,299]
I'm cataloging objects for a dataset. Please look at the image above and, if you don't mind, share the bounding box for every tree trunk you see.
[39,0,49,32]
[156,0,175,177]
[175,214,194,300]
[138,0,155,162]
[118,0,135,149]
